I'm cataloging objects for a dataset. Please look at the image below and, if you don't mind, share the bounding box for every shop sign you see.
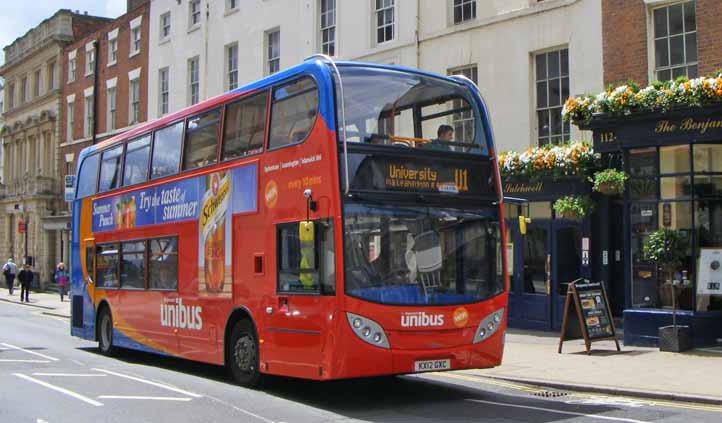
[501,177,590,201]
[591,105,722,152]
[696,248,722,295]
[64,175,76,202]
[558,279,620,355]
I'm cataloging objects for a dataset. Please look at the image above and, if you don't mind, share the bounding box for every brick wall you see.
[603,0,722,86]
[60,3,149,183]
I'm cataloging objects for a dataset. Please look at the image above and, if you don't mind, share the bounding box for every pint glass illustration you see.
[199,172,231,294]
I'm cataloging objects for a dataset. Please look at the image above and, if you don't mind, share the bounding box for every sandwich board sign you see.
[558,278,620,354]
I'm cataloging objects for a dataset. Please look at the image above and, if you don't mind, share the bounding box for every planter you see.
[596,181,623,195]
[558,210,582,220]
[659,325,691,352]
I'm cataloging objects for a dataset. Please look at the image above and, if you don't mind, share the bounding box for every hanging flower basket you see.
[591,169,627,195]
[553,195,594,220]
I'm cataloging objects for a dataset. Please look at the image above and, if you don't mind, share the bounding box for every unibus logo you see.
[400,312,444,328]
[265,180,278,209]
[160,298,203,330]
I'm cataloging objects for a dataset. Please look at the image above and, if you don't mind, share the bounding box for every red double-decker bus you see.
[70,57,508,387]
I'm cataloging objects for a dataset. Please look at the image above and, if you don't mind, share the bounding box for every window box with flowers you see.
[498,142,598,180]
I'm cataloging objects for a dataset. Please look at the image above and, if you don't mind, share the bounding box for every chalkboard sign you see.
[558,278,620,355]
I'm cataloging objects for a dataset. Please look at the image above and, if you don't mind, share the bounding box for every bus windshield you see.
[336,66,488,154]
[344,203,503,305]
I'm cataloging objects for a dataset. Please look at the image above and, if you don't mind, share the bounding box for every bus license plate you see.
[414,359,451,372]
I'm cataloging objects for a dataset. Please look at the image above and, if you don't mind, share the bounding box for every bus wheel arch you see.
[96,302,115,356]
[224,308,263,388]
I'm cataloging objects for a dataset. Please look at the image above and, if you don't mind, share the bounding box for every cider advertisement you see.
[198,171,232,297]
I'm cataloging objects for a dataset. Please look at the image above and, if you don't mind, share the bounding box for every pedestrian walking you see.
[3,258,18,295]
[17,264,33,303]
[54,262,70,302]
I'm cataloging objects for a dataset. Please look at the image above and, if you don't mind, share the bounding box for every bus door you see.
[262,220,334,379]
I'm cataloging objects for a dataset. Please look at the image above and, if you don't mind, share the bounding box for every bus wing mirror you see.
[519,215,531,235]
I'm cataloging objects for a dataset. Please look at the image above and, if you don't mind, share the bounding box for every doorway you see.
[508,220,584,330]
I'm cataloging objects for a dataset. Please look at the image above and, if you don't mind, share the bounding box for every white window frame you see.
[84,89,94,139]
[451,0,476,25]
[85,42,95,77]
[106,78,118,132]
[129,15,143,57]
[33,68,41,98]
[648,0,697,82]
[66,94,75,142]
[266,29,280,75]
[226,0,239,13]
[533,47,570,146]
[159,67,169,116]
[189,0,201,29]
[48,61,57,90]
[375,0,395,45]
[68,50,77,83]
[320,0,335,56]
[129,68,142,125]
[448,65,478,145]
[160,12,171,42]
[188,56,200,105]
[226,43,238,91]
[20,76,28,104]
[107,28,119,66]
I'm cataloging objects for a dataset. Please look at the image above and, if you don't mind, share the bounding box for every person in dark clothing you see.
[3,258,18,295]
[17,264,33,303]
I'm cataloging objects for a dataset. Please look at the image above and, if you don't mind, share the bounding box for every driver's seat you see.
[414,231,442,298]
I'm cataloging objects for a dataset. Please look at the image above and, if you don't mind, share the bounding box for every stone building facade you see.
[0,10,110,288]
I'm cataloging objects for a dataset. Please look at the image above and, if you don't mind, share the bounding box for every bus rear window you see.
[76,154,99,198]
[151,122,183,179]
[268,77,318,149]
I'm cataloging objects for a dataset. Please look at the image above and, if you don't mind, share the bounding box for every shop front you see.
[499,147,599,331]
[582,105,722,347]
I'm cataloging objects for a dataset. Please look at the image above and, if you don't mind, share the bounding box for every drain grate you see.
[533,390,570,398]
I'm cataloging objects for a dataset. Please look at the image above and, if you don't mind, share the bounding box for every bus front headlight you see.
[473,308,504,344]
[346,312,390,349]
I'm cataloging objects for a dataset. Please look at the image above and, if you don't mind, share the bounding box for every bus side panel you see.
[71,197,96,341]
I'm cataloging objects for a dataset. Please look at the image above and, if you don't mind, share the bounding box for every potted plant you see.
[553,195,594,220]
[591,169,628,195]
[642,229,691,352]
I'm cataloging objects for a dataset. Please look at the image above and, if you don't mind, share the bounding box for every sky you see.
[0,0,126,65]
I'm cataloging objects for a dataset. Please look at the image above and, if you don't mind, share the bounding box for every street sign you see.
[18,221,26,233]
[558,279,620,355]
[65,175,76,202]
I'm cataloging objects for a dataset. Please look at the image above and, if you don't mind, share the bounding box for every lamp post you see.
[24,217,29,265]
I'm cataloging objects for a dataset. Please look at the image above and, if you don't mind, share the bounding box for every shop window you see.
[693,175,722,198]
[695,199,722,311]
[529,201,552,219]
[277,219,335,294]
[660,176,691,199]
[151,122,183,179]
[628,148,657,176]
[183,109,220,170]
[660,145,690,174]
[120,241,146,289]
[222,92,267,160]
[693,144,722,172]
[149,238,178,291]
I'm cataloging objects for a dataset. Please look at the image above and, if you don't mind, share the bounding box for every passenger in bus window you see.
[420,125,454,151]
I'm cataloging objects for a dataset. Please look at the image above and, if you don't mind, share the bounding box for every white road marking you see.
[98,395,192,401]
[71,360,85,366]
[32,373,107,377]
[1,342,59,361]
[466,399,652,423]
[91,368,202,398]
[0,359,51,363]
[205,395,277,423]
[36,419,48,423]
[14,373,103,407]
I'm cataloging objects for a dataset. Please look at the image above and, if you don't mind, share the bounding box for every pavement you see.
[3,289,721,405]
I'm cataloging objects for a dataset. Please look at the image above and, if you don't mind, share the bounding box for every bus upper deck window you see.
[76,154,99,199]
[98,145,124,192]
[222,92,267,160]
[151,122,183,179]
[183,109,221,170]
[268,77,318,149]
[123,135,150,187]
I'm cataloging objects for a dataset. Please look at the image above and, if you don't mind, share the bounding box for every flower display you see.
[562,73,722,124]
[553,195,595,220]
[497,142,598,178]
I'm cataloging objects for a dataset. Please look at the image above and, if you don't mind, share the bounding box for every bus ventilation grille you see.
[532,390,569,398]
[71,296,84,328]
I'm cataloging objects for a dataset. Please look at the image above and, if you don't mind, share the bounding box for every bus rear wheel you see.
[228,320,262,388]
[98,307,115,356]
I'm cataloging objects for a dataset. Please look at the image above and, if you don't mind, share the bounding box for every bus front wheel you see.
[228,320,262,388]
[98,307,115,356]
